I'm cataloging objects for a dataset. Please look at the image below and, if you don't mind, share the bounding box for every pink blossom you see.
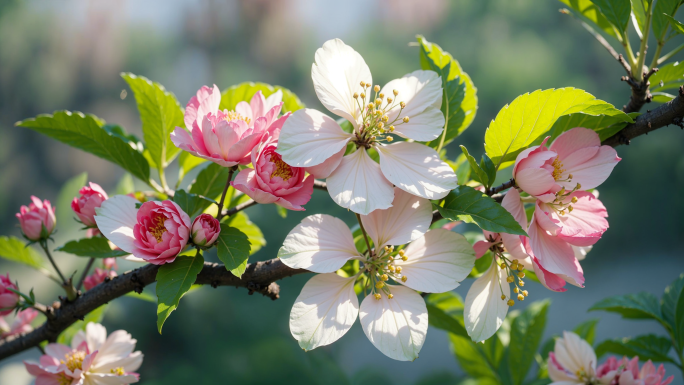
[232,132,314,211]
[103,258,118,270]
[513,127,620,202]
[596,356,673,385]
[191,214,221,247]
[95,197,191,265]
[83,268,118,291]
[0,308,38,338]
[71,182,109,227]
[471,188,529,261]
[0,274,19,316]
[24,322,142,384]
[528,191,608,289]
[171,85,289,168]
[15,196,56,241]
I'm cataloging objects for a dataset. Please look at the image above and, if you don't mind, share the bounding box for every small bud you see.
[400,101,406,109]
[517,294,524,301]
[387,294,394,299]
[401,276,408,282]
[501,294,506,300]
[506,275,514,283]
[517,272,525,278]
[513,287,519,294]
[403,116,410,123]
[571,196,578,203]
[507,299,515,306]
[522,290,528,297]
[393,89,399,96]
[395,266,402,273]
[378,93,384,99]
[353,93,359,99]
[381,274,389,281]
[374,293,382,300]
[374,85,380,92]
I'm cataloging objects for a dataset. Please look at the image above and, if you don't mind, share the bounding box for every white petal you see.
[380,70,444,141]
[278,214,359,273]
[464,261,510,343]
[277,109,353,167]
[360,187,432,248]
[289,273,359,351]
[312,38,371,126]
[94,196,139,254]
[85,323,107,352]
[377,142,458,200]
[359,285,428,361]
[572,245,592,261]
[555,331,597,376]
[327,148,394,215]
[396,229,475,293]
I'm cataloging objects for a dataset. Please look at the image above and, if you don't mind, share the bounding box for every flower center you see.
[270,156,293,181]
[111,367,126,376]
[551,157,565,181]
[61,350,85,372]
[58,374,72,385]
[363,245,411,300]
[350,82,411,149]
[224,110,251,124]
[149,216,167,242]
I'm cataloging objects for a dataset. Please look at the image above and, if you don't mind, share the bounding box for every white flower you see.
[548,331,601,384]
[279,188,475,361]
[277,38,457,215]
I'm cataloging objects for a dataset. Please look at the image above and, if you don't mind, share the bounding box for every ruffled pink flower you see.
[83,268,118,291]
[24,322,142,384]
[191,214,220,247]
[103,258,118,270]
[95,197,191,265]
[0,308,38,338]
[232,132,314,211]
[528,191,608,289]
[71,182,109,227]
[0,274,19,316]
[513,127,620,202]
[596,356,673,385]
[170,85,289,168]
[16,196,56,241]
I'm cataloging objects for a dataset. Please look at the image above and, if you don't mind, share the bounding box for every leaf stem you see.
[216,166,238,220]
[656,42,684,66]
[40,241,67,284]
[355,213,374,258]
[76,258,96,291]
[634,2,653,81]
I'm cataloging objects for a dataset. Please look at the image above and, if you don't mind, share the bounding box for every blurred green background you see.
[1,0,683,384]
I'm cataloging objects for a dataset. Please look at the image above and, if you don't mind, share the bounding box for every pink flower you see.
[513,127,620,202]
[83,268,118,291]
[24,322,143,384]
[71,182,109,227]
[95,196,191,265]
[191,214,220,247]
[232,132,314,211]
[103,258,118,270]
[0,308,38,338]
[471,188,529,260]
[170,85,289,168]
[548,331,615,384]
[16,196,56,241]
[528,191,608,290]
[0,274,19,316]
[596,356,674,385]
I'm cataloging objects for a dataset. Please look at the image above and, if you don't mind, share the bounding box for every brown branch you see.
[222,199,258,217]
[486,178,516,196]
[0,259,306,361]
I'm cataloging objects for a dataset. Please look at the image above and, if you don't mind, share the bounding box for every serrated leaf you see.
[589,292,665,325]
[508,300,549,385]
[547,111,638,141]
[220,82,305,113]
[460,146,488,185]
[56,238,129,259]
[417,35,478,148]
[650,61,684,92]
[57,304,108,345]
[216,224,251,277]
[115,173,135,195]
[223,212,265,255]
[156,254,205,333]
[173,189,214,218]
[662,274,684,349]
[573,318,599,345]
[17,111,150,182]
[426,292,468,338]
[436,186,527,236]
[0,236,45,270]
[122,73,184,170]
[559,0,621,39]
[653,0,681,40]
[591,0,631,33]
[484,88,632,168]
[595,335,676,364]
[56,172,88,229]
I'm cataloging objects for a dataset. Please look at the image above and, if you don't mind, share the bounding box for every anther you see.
[400,254,407,261]
[568,206,574,212]
[393,89,399,96]
[375,281,385,289]
[519,280,525,287]
[389,266,396,272]
[522,290,528,297]
[517,294,524,301]
[571,196,578,203]
[378,122,384,129]
[400,102,406,109]
[518,264,524,271]
[403,116,410,123]
[382,115,389,122]
[374,85,380,92]
[375,98,382,105]
[360,93,366,99]
[379,93,384,99]
[506,276,514,283]
[381,274,389,281]
[401,276,407,282]
[395,266,402,273]
[360,81,366,87]
[387,294,394,299]
[513,287,519,294]
[568,173,573,180]
[501,294,506,300]
[374,293,382,300]
[510,262,518,270]
[371,136,377,141]
[500,262,506,269]
[367,103,374,110]
[387,97,393,103]
[387,136,394,142]
[558,187,566,196]
[353,93,359,99]
[507,299,515,306]
[512,259,519,264]
[559,210,566,216]
[576,183,582,190]
[398,250,405,256]
[389,125,395,132]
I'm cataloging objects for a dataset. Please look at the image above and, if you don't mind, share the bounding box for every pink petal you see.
[549,127,600,159]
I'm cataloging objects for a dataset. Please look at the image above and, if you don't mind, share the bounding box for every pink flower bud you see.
[83,268,118,291]
[0,274,19,316]
[71,182,108,228]
[0,308,38,338]
[15,196,55,241]
[102,258,118,270]
[191,214,220,247]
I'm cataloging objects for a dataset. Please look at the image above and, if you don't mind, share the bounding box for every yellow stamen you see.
[374,293,382,300]
[270,157,293,181]
[111,367,126,375]
[224,110,251,124]
[551,157,565,180]
[507,299,515,306]
[62,350,86,372]
[149,216,167,242]
[517,294,525,301]
[387,294,394,299]
[401,276,407,282]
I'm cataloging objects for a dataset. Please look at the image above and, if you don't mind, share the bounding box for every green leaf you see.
[450,333,500,381]
[650,62,684,92]
[558,0,621,39]
[460,146,488,185]
[115,173,135,195]
[122,73,184,170]
[216,224,251,277]
[589,292,665,324]
[662,274,684,349]
[480,154,496,188]
[417,35,478,148]
[446,153,471,185]
[57,305,107,345]
[223,212,265,256]
[652,92,677,104]
[664,14,684,36]
[173,189,214,217]
[178,152,206,184]
[547,111,637,141]
[595,335,676,364]
[219,82,305,113]
[17,111,150,182]
[436,186,527,236]
[156,254,205,333]
[590,0,631,33]
[653,0,681,40]
[190,163,231,200]
[631,0,648,36]
[56,172,88,228]
[425,292,468,338]
[0,236,45,270]
[573,318,599,345]
[508,300,549,385]
[483,88,632,169]
[56,238,129,259]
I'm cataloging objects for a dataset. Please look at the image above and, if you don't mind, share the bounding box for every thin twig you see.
[76,258,95,291]
[356,213,374,258]
[222,199,258,218]
[216,166,238,220]
[40,241,66,284]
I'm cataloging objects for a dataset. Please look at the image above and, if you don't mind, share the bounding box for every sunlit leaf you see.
[558,0,621,39]
[589,292,666,325]
[508,300,549,385]
[156,254,205,333]
[591,0,631,33]
[223,212,265,256]
[650,61,684,92]
[0,236,45,270]
[220,82,305,113]
[56,238,129,259]
[652,0,681,40]
[216,224,251,278]
[596,334,676,364]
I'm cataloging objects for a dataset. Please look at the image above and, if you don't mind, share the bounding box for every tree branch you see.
[0,259,306,361]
